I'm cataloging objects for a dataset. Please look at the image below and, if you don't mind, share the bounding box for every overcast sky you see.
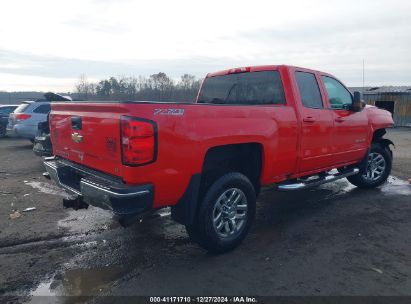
[0,0,410,92]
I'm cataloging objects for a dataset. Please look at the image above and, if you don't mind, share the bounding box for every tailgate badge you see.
[71,132,84,143]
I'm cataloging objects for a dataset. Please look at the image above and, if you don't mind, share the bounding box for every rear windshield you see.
[14,103,31,113]
[197,71,285,105]
[0,106,17,115]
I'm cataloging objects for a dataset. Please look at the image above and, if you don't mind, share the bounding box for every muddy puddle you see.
[26,203,183,303]
[25,175,410,302]
[28,266,127,303]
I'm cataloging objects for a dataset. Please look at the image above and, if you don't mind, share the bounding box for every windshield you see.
[197,71,285,105]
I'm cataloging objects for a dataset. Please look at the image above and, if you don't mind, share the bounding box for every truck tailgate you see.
[50,103,126,177]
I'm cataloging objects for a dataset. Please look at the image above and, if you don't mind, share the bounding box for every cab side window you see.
[295,72,323,109]
[322,76,352,109]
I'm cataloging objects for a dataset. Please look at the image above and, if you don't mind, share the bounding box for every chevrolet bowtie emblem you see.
[71,132,83,143]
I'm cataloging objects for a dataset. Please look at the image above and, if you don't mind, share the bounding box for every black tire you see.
[0,125,6,138]
[347,142,392,188]
[186,172,256,253]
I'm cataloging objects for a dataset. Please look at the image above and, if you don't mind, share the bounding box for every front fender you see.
[378,138,395,148]
[378,138,395,158]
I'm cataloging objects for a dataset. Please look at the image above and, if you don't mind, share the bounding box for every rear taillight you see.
[121,116,157,166]
[14,113,31,120]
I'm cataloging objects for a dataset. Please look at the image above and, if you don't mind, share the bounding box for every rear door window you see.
[14,103,31,113]
[295,72,323,109]
[197,71,286,105]
[33,104,51,114]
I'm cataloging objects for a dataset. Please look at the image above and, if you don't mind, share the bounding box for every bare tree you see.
[75,74,95,99]
[178,74,196,91]
[75,72,201,102]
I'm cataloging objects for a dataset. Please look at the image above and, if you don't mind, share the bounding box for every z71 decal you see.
[154,108,185,116]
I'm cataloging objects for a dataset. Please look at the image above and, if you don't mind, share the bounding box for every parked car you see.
[44,65,394,253]
[7,101,51,142]
[0,105,18,137]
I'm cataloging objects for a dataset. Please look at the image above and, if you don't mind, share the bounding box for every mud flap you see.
[171,174,201,226]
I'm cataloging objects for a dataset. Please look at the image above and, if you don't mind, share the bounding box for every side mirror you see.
[351,91,365,112]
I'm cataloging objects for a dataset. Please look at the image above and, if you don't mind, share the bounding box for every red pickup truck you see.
[44,65,394,252]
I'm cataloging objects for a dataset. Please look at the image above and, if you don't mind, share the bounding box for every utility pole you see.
[362,59,365,96]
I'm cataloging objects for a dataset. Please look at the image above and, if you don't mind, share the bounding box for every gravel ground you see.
[389,128,411,180]
[0,128,410,303]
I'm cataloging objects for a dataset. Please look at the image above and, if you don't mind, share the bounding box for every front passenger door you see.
[321,76,369,165]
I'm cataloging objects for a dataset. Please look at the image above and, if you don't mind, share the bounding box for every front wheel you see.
[186,172,256,253]
[347,142,392,188]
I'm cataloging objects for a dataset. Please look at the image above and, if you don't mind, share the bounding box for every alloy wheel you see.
[212,188,248,238]
[362,152,386,182]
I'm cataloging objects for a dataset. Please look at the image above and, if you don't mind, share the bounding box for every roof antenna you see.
[362,59,365,96]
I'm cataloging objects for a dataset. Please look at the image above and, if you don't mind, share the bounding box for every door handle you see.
[303,116,316,123]
[335,117,345,123]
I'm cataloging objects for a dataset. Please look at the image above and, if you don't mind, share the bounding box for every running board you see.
[277,168,359,191]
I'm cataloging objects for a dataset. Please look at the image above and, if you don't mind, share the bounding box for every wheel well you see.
[371,128,394,158]
[372,128,386,142]
[201,143,262,195]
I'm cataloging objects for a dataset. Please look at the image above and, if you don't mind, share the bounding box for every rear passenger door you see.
[294,71,334,173]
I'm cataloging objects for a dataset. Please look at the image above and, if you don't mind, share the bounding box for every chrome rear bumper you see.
[43,157,153,216]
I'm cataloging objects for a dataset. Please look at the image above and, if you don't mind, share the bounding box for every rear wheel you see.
[186,172,256,253]
[347,142,392,188]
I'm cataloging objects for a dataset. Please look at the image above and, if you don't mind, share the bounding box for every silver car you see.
[7,101,51,142]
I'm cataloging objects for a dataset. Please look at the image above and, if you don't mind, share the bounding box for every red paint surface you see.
[49,65,393,208]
